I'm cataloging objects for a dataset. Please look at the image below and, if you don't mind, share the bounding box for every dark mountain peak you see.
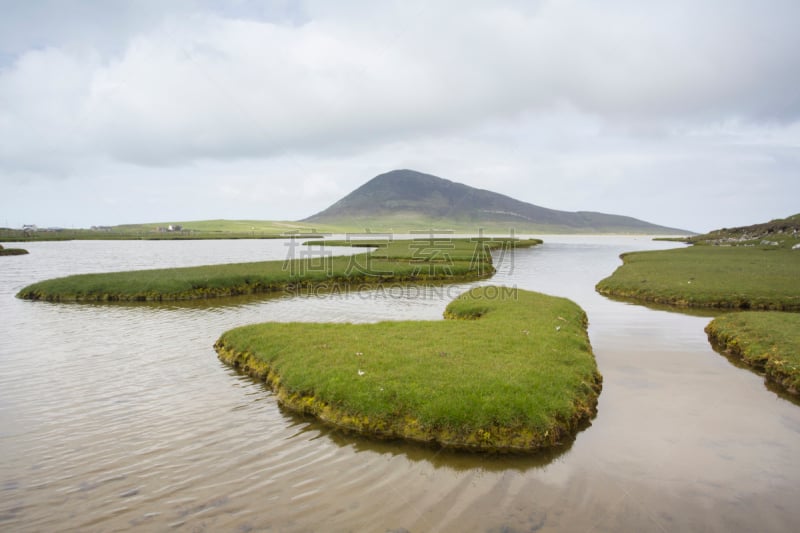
[369,168,451,186]
[355,169,467,200]
[302,169,690,234]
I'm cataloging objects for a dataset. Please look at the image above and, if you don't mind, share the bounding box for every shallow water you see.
[1,237,799,532]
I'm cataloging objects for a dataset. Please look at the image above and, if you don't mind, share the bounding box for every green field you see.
[1,212,690,242]
[0,220,323,242]
[706,312,800,396]
[215,286,602,452]
[16,237,540,302]
[596,246,800,310]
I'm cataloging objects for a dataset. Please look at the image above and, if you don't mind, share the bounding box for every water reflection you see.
[265,389,580,473]
[596,292,723,318]
[2,237,800,532]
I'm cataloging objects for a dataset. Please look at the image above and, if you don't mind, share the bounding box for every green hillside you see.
[684,213,800,248]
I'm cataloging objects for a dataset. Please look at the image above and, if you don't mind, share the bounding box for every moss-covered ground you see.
[214,286,601,453]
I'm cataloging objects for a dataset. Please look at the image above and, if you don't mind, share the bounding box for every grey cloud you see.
[1,0,798,232]
[0,0,306,62]
[2,1,800,172]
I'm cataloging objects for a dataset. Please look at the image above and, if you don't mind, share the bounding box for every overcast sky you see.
[1,0,799,233]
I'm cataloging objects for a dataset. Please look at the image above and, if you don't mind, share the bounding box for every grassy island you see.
[596,239,800,397]
[0,244,28,256]
[214,286,602,453]
[595,246,800,310]
[16,237,541,302]
[706,312,800,396]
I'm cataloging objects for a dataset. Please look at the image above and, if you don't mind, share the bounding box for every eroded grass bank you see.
[706,312,800,396]
[595,246,800,310]
[596,245,800,398]
[16,238,540,302]
[214,286,602,453]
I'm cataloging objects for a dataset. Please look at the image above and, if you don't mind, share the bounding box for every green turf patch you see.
[0,244,28,256]
[16,237,541,302]
[0,220,322,242]
[214,286,602,453]
[706,312,800,396]
[596,246,800,310]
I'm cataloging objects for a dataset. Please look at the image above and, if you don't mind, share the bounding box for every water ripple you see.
[2,238,800,531]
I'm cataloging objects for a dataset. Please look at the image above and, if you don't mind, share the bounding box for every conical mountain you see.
[303,169,690,234]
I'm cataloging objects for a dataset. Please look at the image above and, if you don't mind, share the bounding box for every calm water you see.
[1,237,799,532]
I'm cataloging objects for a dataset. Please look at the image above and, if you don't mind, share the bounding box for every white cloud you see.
[1,1,799,230]
[0,47,98,175]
